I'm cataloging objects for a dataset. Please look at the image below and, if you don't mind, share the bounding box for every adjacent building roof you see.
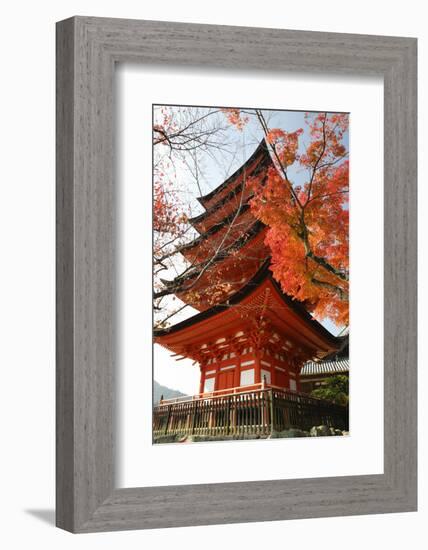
[301,358,349,377]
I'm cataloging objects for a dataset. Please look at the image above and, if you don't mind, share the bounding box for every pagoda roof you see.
[158,140,276,312]
[160,220,265,292]
[155,261,339,356]
[176,202,255,254]
[189,142,273,231]
[196,139,270,207]
[189,187,254,228]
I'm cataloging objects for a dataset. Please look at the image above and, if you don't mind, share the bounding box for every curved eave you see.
[196,139,269,207]
[189,149,273,229]
[155,261,271,337]
[176,203,254,255]
[160,220,265,292]
[155,260,339,350]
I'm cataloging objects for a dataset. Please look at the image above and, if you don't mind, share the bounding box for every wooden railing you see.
[153,386,348,439]
[158,381,273,405]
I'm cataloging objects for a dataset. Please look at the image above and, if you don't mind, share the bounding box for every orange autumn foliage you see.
[220,108,249,130]
[225,111,349,325]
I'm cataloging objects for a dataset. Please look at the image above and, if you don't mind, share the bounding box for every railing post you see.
[226,396,231,435]
[270,388,275,436]
[191,400,198,435]
[164,404,172,435]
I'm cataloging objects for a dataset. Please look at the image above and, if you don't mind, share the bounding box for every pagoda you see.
[154,140,340,397]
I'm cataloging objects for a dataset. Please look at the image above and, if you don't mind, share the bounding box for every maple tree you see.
[153,105,220,240]
[222,108,349,325]
[153,106,233,326]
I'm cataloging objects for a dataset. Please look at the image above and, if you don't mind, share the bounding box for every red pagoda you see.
[154,140,340,398]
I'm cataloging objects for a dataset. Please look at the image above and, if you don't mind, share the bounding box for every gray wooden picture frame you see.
[56,16,417,533]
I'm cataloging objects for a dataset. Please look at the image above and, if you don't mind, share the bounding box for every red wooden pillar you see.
[285,361,291,389]
[234,352,241,388]
[214,364,220,392]
[270,360,276,386]
[295,362,302,392]
[254,356,262,384]
[291,358,303,391]
[254,348,262,385]
[199,365,206,394]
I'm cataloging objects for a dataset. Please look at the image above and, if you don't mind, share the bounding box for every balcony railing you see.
[153,384,348,439]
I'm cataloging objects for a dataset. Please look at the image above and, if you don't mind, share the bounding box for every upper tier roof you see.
[196,139,271,209]
[176,202,252,255]
[188,139,273,235]
[159,140,276,310]
[161,222,270,311]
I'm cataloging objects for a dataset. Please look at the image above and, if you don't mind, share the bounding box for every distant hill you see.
[153,380,187,404]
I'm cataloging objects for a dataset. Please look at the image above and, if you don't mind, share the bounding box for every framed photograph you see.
[56,16,417,532]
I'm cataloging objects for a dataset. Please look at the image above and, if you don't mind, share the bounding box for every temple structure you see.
[154,139,340,398]
[300,333,349,393]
